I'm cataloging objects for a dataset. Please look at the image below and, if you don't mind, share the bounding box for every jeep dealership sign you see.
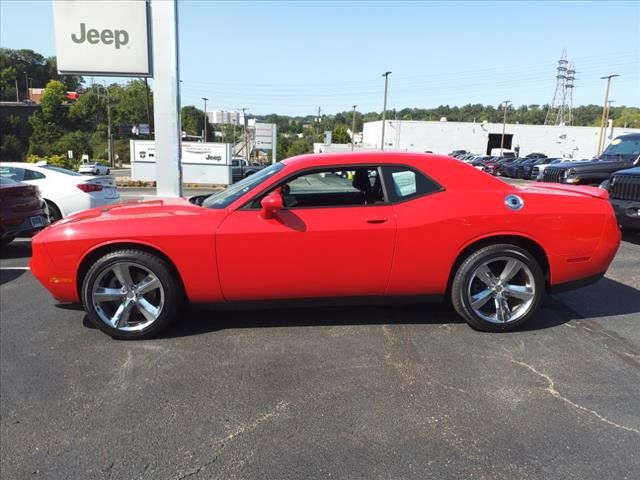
[53,0,151,76]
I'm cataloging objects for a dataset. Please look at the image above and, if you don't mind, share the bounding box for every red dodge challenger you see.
[30,152,620,339]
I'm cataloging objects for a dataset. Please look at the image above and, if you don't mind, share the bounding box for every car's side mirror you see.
[260,189,283,219]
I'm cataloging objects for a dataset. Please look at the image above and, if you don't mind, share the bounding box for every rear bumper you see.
[1,215,49,239]
[610,198,640,230]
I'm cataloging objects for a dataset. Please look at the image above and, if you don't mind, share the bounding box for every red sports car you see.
[30,152,620,339]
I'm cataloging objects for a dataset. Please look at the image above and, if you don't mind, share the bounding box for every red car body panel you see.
[30,152,620,306]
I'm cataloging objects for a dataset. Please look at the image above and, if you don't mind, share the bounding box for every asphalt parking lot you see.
[2,231,639,479]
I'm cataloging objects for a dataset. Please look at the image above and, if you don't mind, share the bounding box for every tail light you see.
[76,183,103,193]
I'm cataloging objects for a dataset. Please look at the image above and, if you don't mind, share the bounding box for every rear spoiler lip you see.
[518,183,609,200]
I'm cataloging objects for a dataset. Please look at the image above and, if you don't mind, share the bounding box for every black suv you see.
[601,167,640,230]
[542,134,640,185]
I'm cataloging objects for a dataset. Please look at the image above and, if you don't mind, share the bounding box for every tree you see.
[181,105,210,138]
[332,125,351,144]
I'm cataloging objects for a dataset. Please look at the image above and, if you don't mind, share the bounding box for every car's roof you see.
[281,151,510,191]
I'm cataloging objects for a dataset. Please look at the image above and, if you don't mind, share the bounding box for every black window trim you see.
[239,163,444,211]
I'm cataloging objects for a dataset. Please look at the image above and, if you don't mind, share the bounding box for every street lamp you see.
[380,71,391,151]
[597,75,619,155]
[202,97,208,142]
[500,100,511,156]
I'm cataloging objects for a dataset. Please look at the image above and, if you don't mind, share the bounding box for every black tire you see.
[81,249,182,339]
[450,244,545,332]
[45,200,62,222]
[106,169,110,174]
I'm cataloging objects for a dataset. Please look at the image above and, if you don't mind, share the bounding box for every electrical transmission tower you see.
[545,50,576,126]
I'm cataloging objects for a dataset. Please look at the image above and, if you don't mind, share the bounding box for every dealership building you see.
[360,120,640,158]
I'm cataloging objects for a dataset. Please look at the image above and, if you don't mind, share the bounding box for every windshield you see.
[202,162,286,209]
[40,165,84,176]
[602,136,640,158]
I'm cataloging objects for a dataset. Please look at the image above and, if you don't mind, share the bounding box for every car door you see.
[216,166,397,301]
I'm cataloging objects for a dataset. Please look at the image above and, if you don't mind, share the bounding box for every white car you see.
[79,162,110,175]
[0,162,120,221]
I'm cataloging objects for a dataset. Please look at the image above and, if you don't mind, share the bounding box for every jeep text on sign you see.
[53,0,151,76]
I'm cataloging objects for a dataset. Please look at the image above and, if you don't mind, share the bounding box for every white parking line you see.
[0,267,30,271]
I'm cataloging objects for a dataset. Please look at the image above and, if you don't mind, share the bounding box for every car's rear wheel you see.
[451,244,544,331]
[45,200,62,222]
[81,249,182,339]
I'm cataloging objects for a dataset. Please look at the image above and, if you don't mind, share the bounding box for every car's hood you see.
[552,158,634,171]
[54,197,209,226]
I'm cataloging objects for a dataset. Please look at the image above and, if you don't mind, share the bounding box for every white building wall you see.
[362,120,640,158]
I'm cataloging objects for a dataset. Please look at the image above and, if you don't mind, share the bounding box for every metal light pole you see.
[597,75,619,156]
[380,71,391,151]
[351,104,357,151]
[96,84,114,167]
[202,97,208,142]
[500,100,511,156]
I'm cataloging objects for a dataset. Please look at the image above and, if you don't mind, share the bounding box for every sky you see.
[1,0,639,116]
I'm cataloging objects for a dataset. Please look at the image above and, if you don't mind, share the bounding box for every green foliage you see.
[51,131,92,162]
[0,48,82,101]
[285,137,313,158]
[0,134,23,161]
[27,153,73,169]
[332,125,351,144]
[40,80,67,121]
[181,105,214,139]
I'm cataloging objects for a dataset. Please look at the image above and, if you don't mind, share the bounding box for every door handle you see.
[366,217,387,224]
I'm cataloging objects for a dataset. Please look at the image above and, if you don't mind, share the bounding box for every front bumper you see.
[610,198,640,230]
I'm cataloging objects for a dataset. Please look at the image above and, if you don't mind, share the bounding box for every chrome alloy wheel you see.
[467,257,536,324]
[91,262,165,331]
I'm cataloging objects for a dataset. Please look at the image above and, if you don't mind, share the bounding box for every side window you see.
[252,167,385,208]
[22,169,46,180]
[382,166,442,202]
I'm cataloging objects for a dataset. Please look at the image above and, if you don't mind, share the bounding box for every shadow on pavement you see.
[622,230,640,246]
[0,269,26,285]
[157,300,574,339]
[0,239,32,260]
[552,277,640,320]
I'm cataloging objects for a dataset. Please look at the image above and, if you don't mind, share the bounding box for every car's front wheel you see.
[81,249,182,339]
[451,244,544,331]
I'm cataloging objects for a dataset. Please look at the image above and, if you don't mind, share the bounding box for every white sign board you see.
[132,140,228,165]
[254,123,275,150]
[131,140,231,185]
[53,0,151,76]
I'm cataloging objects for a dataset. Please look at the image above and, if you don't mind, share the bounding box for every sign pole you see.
[151,0,182,197]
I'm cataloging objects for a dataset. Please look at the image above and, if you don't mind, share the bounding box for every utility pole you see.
[220,110,225,144]
[316,106,321,138]
[351,104,357,151]
[202,97,208,142]
[241,107,249,162]
[500,100,511,156]
[597,75,619,156]
[15,78,19,101]
[96,84,115,167]
[380,71,391,151]
[24,72,29,99]
[143,77,152,136]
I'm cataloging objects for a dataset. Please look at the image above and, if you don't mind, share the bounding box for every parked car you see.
[532,159,564,181]
[0,162,120,221]
[232,158,265,182]
[505,158,531,178]
[542,134,640,185]
[79,161,110,175]
[0,176,50,246]
[30,152,620,340]
[495,157,519,176]
[522,158,558,180]
[448,150,468,157]
[600,167,640,230]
